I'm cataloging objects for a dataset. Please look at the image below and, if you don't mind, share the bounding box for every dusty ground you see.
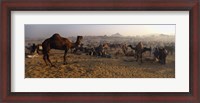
[25,49,175,78]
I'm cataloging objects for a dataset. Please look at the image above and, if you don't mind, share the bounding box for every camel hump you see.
[51,33,61,38]
[50,33,62,40]
[137,42,143,49]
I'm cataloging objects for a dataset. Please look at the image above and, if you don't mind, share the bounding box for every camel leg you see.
[136,54,138,62]
[140,53,143,63]
[136,52,140,62]
[63,49,68,65]
[149,51,151,57]
[46,53,55,67]
[164,58,166,64]
[43,54,48,66]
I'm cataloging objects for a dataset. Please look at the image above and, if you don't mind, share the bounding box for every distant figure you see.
[31,43,36,53]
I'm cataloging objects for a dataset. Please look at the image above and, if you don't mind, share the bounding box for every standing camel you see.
[134,42,144,63]
[121,44,128,55]
[128,44,151,58]
[42,33,83,66]
[128,42,144,62]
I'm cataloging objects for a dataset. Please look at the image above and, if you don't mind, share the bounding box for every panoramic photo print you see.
[25,24,175,78]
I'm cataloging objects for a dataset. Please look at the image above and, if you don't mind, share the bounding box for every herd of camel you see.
[27,33,170,67]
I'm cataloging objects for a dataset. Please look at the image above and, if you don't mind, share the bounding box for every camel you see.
[153,47,168,64]
[128,43,151,62]
[92,44,111,58]
[85,44,110,57]
[102,43,110,50]
[94,44,104,56]
[128,42,144,63]
[121,44,128,55]
[42,33,83,66]
[85,47,96,56]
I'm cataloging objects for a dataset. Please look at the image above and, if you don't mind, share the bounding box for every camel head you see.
[75,36,83,44]
[77,36,83,40]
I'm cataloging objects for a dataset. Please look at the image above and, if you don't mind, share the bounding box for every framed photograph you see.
[1,0,199,102]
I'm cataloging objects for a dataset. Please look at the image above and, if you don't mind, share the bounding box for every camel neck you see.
[129,45,136,50]
[71,41,80,48]
[75,41,81,46]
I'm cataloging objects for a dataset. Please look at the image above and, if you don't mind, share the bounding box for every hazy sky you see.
[25,24,175,39]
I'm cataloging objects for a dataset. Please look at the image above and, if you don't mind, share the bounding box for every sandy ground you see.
[25,50,175,78]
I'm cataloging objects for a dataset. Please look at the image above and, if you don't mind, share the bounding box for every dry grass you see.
[25,49,175,78]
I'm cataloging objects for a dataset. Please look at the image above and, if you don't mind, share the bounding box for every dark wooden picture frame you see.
[0,0,199,102]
